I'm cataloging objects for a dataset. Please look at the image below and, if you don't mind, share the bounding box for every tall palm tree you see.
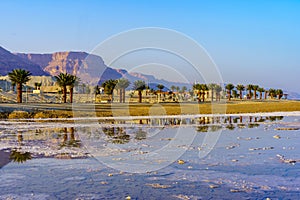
[133,80,146,103]
[201,84,209,102]
[55,73,71,103]
[116,78,130,103]
[246,84,254,99]
[236,84,245,100]
[268,88,276,99]
[276,89,283,99]
[208,83,217,102]
[252,85,259,100]
[193,83,201,102]
[67,74,79,103]
[102,79,118,102]
[175,86,180,92]
[257,87,265,100]
[8,69,31,103]
[225,83,234,101]
[264,90,268,99]
[215,85,222,101]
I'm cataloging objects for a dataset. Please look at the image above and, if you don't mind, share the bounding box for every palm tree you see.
[55,73,71,103]
[8,69,31,103]
[215,85,222,101]
[225,83,234,101]
[276,89,283,99]
[67,74,79,103]
[116,78,130,103]
[268,88,276,99]
[157,84,164,92]
[181,86,187,93]
[193,83,201,102]
[252,85,259,100]
[208,83,217,102]
[236,84,245,100]
[257,87,265,100]
[102,79,118,102]
[246,84,254,99]
[175,86,180,92]
[232,90,238,99]
[133,80,146,103]
[171,85,176,92]
[201,84,209,102]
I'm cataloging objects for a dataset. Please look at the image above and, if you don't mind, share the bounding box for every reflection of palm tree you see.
[226,124,235,130]
[196,126,209,132]
[102,127,130,144]
[135,128,147,140]
[60,127,81,148]
[210,125,222,132]
[10,150,32,163]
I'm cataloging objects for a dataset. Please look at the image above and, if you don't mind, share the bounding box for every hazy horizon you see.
[1,0,300,92]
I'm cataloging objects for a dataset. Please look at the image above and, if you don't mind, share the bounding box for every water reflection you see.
[60,127,81,148]
[10,150,32,163]
[102,127,130,144]
[0,115,286,164]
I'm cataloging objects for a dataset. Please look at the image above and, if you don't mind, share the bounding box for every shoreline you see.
[1,100,300,119]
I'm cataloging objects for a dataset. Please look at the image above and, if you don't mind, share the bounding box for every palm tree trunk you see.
[202,91,205,102]
[122,89,126,103]
[239,90,242,100]
[138,91,142,103]
[63,86,67,103]
[254,90,257,99]
[211,89,214,102]
[264,91,268,99]
[227,90,231,101]
[259,92,262,99]
[17,83,22,103]
[70,87,74,103]
[119,89,122,103]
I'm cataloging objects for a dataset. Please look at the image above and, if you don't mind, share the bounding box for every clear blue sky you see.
[1,0,300,92]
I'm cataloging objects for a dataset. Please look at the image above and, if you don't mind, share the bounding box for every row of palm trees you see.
[6,68,286,104]
[225,83,284,101]
[7,69,79,103]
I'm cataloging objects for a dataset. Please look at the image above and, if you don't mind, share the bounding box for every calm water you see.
[0,115,299,199]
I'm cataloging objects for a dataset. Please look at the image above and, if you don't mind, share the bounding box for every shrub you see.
[8,111,30,119]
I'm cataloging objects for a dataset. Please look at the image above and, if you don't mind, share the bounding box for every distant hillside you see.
[17,50,191,89]
[0,46,48,76]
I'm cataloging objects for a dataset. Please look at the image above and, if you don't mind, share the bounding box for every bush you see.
[8,111,30,119]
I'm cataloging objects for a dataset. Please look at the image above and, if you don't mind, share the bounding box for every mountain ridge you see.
[0,46,49,76]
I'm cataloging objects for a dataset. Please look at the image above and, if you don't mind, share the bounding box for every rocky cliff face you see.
[14,48,189,88]
[17,51,117,85]
[0,46,48,76]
